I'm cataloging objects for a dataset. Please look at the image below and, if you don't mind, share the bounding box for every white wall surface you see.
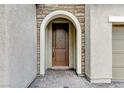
[0,4,37,87]
[85,4,124,83]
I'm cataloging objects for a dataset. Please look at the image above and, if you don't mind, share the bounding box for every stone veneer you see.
[36,4,85,75]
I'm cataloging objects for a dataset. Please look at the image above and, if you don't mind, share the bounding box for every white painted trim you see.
[48,23,52,68]
[109,16,124,22]
[40,10,82,75]
[69,22,72,68]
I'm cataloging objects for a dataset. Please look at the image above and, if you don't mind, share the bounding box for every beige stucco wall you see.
[0,5,37,87]
[85,4,124,83]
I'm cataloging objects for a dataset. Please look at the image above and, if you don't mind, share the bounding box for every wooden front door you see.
[52,23,69,66]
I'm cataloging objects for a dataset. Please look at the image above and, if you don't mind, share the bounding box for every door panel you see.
[112,26,124,80]
[52,23,69,66]
[56,29,66,48]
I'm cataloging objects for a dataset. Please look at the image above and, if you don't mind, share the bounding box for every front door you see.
[52,23,69,66]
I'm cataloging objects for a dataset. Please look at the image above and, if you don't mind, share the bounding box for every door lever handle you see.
[53,49,55,57]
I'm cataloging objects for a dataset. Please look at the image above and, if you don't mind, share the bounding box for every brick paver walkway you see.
[29,69,124,88]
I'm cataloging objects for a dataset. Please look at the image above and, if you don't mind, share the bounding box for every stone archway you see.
[40,10,82,75]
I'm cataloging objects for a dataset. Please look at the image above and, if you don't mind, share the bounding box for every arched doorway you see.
[40,10,82,75]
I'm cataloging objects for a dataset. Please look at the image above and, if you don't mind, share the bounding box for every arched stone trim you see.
[40,10,82,75]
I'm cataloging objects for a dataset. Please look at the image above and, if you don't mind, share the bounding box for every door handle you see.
[53,49,55,57]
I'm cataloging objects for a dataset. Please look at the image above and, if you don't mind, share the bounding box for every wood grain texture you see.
[52,23,69,66]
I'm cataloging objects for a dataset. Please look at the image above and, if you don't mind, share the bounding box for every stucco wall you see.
[7,5,37,87]
[85,5,91,78]
[85,4,124,83]
[0,5,9,87]
[0,5,37,87]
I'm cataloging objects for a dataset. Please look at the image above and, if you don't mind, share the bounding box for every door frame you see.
[40,10,82,75]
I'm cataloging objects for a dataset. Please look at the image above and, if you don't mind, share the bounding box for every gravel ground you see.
[29,69,124,88]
